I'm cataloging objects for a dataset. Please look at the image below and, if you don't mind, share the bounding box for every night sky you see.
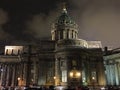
[0,0,120,48]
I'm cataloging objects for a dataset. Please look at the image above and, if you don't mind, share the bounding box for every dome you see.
[51,7,79,41]
[55,8,76,26]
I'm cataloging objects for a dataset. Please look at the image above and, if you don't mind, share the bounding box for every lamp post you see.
[53,76,56,86]
[92,76,95,90]
[17,77,21,86]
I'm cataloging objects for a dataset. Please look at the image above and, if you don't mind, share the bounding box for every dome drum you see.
[51,23,78,31]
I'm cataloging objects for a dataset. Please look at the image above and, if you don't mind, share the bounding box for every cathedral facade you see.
[0,7,106,87]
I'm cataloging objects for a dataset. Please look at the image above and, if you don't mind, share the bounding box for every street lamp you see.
[17,77,20,86]
[53,76,56,85]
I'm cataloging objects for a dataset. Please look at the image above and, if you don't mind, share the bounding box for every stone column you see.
[19,62,25,86]
[114,62,119,85]
[2,65,7,86]
[21,62,24,86]
[71,31,73,39]
[52,32,55,40]
[33,60,38,85]
[17,63,22,86]
[117,62,120,85]
[55,58,60,85]
[23,62,27,86]
[68,30,71,39]
[118,63,120,85]
[68,30,70,39]
[66,30,69,39]
[61,58,67,86]
[75,31,77,39]
[97,60,106,86]
[110,64,115,85]
[63,30,66,39]
[11,64,15,87]
[107,64,111,85]
[6,65,10,86]
[73,31,75,39]
[58,31,60,40]
[0,64,4,86]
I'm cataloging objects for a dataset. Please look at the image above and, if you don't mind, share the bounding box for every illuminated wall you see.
[5,46,23,55]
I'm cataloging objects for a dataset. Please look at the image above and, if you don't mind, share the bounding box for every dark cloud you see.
[24,1,69,39]
[25,10,60,39]
[68,0,120,48]
[0,8,8,25]
[0,0,65,40]
[0,8,11,40]
[0,0,120,48]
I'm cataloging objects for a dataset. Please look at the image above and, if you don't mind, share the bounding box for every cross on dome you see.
[62,2,67,13]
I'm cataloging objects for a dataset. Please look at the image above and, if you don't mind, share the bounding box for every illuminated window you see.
[62,70,67,82]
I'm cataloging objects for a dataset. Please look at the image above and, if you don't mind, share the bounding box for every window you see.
[61,61,65,67]
[63,30,66,39]
[72,60,77,67]
[62,70,67,82]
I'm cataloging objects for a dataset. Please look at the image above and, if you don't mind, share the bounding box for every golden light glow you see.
[70,72,73,77]
[69,70,81,78]
[92,76,95,80]
[54,76,56,80]
[76,72,81,77]
[18,77,20,81]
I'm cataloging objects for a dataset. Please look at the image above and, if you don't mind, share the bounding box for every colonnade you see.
[51,29,78,40]
[105,61,120,85]
[0,62,27,87]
